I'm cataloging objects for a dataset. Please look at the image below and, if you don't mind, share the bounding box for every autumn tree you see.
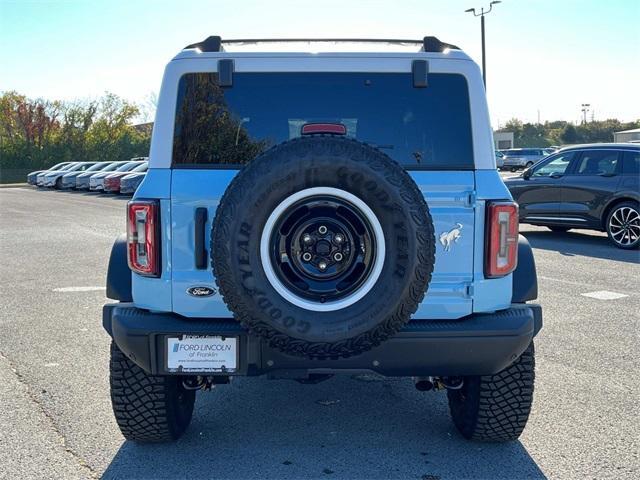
[0,91,150,175]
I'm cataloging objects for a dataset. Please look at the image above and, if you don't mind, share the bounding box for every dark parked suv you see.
[505,144,640,249]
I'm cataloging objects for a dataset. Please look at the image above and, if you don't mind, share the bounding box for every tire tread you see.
[109,342,194,443]
[447,342,535,442]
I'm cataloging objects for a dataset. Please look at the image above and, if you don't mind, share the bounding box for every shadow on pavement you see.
[103,376,545,480]
[522,229,640,264]
[41,188,130,201]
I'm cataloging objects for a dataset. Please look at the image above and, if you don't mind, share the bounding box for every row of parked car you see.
[27,158,148,194]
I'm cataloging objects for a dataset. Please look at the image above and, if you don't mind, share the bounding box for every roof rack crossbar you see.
[183,36,460,53]
[223,38,424,44]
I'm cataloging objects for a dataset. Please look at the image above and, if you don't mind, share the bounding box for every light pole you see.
[466,1,501,89]
[581,103,590,124]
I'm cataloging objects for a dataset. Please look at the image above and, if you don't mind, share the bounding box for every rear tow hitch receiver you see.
[414,376,464,391]
[182,375,231,391]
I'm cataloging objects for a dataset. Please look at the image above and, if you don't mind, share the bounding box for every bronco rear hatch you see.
[167,64,478,319]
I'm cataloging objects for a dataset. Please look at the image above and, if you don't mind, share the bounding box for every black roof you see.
[560,143,640,152]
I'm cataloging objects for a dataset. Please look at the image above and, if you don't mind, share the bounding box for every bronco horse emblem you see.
[439,223,463,252]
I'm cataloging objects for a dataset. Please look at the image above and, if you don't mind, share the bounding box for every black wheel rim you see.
[269,195,377,304]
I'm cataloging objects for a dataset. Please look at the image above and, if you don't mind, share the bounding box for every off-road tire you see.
[109,342,195,443]
[447,342,535,442]
[548,226,570,233]
[212,136,435,360]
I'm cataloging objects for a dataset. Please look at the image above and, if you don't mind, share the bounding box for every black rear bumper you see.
[103,303,542,377]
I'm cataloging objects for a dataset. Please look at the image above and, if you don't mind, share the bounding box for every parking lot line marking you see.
[580,290,629,300]
[538,275,637,296]
[53,286,105,293]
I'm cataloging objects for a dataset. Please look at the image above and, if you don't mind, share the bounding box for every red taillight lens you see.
[127,200,160,277]
[301,123,347,135]
[485,202,519,278]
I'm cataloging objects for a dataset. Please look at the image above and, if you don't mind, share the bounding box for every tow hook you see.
[413,376,464,391]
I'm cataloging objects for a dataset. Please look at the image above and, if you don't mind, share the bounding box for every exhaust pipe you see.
[413,376,464,391]
[414,377,434,391]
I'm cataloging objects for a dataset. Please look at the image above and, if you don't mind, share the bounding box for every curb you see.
[0,183,29,188]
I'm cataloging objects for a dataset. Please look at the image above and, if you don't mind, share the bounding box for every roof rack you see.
[184,36,460,53]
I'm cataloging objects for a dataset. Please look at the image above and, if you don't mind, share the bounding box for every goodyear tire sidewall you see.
[212,136,435,358]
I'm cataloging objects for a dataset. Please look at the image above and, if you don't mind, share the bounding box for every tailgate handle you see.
[195,207,208,269]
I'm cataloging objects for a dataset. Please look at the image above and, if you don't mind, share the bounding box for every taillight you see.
[127,200,160,277]
[301,123,347,135]
[485,202,519,278]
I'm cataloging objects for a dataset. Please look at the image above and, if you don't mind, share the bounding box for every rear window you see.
[75,163,97,171]
[116,162,140,172]
[622,151,640,175]
[172,72,474,169]
[85,162,108,172]
[131,163,148,173]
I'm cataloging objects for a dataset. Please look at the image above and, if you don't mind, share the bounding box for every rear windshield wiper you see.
[363,142,395,150]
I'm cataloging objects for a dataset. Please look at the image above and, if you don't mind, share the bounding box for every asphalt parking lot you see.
[1,187,638,480]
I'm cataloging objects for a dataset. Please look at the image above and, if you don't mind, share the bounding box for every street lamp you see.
[465,1,501,89]
[581,104,591,124]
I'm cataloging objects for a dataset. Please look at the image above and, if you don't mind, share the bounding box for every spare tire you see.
[212,136,435,359]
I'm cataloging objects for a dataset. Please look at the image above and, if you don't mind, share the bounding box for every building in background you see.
[133,122,154,135]
[613,128,640,143]
[494,131,514,150]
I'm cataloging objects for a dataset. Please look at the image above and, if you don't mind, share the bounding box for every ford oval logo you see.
[187,286,216,297]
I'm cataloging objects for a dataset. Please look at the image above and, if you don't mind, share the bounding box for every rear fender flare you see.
[512,235,537,303]
[106,234,132,302]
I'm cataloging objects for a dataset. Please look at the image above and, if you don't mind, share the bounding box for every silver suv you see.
[502,148,547,171]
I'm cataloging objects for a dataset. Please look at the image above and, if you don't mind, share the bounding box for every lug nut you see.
[334,234,343,244]
[334,252,343,262]
[303,234,313,244]
[302,252,312,262]
[318,225,328,235]
[318,261,327,271]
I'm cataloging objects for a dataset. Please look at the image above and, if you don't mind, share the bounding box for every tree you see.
[139,92,158,123]
[496,117,640,147]
[560,124,578,144]
[0,91,151,172]
[498,118,549,147]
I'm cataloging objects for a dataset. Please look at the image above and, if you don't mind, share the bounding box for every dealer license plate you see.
[166,335,237,373]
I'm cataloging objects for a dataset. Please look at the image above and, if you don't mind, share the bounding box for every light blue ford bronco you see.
[104,36,542,443]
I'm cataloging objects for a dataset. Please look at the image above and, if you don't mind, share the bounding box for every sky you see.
[1,0,639,127]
